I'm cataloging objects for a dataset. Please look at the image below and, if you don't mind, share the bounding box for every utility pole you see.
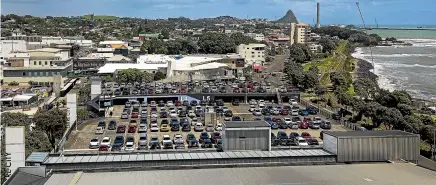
[356,2,375,74]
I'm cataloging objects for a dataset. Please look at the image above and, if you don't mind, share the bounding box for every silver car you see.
[138,123,147,133]
[205,124,214,132]
[121,112,129,119]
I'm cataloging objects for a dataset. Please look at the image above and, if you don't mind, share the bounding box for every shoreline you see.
[351,48,435,103]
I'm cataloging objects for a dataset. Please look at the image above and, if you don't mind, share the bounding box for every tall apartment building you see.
[236,43,266,65]
[290,23,310,45]
[3,48,73,85]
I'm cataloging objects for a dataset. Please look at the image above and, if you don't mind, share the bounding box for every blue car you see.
[232,116,242,121]
[299,109,309,116]
[270,122,279,129]
[306,106,319,115]
[264,116,272,122]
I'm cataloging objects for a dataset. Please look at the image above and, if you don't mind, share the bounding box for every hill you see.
[275,9,298,23]
[83,15,118,21]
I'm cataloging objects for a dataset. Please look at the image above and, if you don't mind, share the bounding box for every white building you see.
[244,33,265,42]
[236,43,266,65]
[98,54,233,82]
[1,40,28,55]
[309,44,323,53]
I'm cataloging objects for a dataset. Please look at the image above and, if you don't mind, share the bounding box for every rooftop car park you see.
[64,97,345,153]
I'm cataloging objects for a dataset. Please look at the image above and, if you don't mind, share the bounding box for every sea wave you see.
[378,63,436,69]
[359,53,436,58]
[399,38,436,47]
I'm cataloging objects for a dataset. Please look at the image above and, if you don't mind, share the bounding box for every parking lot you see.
[64,98,346,152]
[100,80,298,96]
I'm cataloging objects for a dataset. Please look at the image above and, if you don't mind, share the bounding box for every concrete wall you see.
[223,128,270,151]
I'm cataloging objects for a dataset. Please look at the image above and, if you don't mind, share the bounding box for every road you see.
[252,53,289,86]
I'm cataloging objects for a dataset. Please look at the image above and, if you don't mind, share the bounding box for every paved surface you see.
[45,163,436,185]
[64,101,345,152]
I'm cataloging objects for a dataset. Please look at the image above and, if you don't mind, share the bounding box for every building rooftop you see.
[44,163,436,185]
[98,63,167,73]
[29,48,63,53]
[99,41,125,45]
[224,121,270,128]
[107,55,132,62]
[324,130,418,138]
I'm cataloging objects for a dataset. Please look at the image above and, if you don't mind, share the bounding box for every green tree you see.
[318,37,337,53]
[1,112,31,131]
[330,72,348,91]
[420,115,435,126]
[198,32,235,54]
[284,62,305,87]
[353,78,379,100]
[289,44,306,63]
[303,71,319,89]
[102,75,113,83]
[160,29,170,39]
[77,108,88,123]
[308,66,319,74]
[230,32,257,45]
[142,38,168,54]
[396,103,413,116]
[25,131,52,157]
[117,68,152,83]
[165,40,183,55]
[33,108,68,148]
[154,71,166,81]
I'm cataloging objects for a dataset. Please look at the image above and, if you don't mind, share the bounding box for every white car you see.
[89,138,99,149]
[313,117,323,124]
[271,109,280,115]
[188,110,196,117]
[120,112,129,119]
[232,83,238,88]
[211,86,218,92]
[215,123,223,131]
[150,123,159,132]
[162,135,173,148]
[258,103,265,109]
[141,109,147,115]
[196,106,202,111]
[167,101,174,107]
[125,142,135,151]
[169,110,177,118]
[253,108,262,116]
[289,99,298,105]
[100,137,111,146]
[283,117,293,125]
[150,113,158,118]
[173,134,184,146]
[297,137,309,146]
[249,99,257,105]
[249,105,256,112]
[291,109,299,116]
[141,101,148,107]
[194,122,204,132]
[95,127,105,134]
[138,123,147,132]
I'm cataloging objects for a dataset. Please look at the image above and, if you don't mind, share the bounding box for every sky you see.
[2,0,436,25]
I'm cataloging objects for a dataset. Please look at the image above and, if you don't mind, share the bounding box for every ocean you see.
[352,28,436,100]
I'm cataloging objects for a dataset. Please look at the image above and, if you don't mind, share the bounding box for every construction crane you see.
[356,2,375,74]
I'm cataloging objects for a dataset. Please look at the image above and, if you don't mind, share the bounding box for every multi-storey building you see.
[2,48,73,85]
[290,23,310,44]
[244,33,265,42]
[236,43,266,65]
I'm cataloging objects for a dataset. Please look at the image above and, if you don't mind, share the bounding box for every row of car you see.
[271,131,319,146]
[264,116,332,130]
[90,132,223,152]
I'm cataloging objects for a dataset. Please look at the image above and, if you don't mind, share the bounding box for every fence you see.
[418,155,436,171]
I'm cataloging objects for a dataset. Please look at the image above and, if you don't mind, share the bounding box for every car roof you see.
[102,137,110,140]
[163,135,170,137]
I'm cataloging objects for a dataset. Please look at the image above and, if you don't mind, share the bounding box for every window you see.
[51,72,55,76]
[34,72,38,76]
[50,61,53,66]
[34,61,37,65]
[39,61,41,65]
[40,72,44,76]
[22,72,26,76]
[46,72,49,76]
[28,72,31,77]
[57,72,60,75]
[45,61,47,65]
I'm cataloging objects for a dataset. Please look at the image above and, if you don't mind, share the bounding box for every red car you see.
[99,145,109,152]
[131,112,139,118]
[247,82,253,88]
[116,125,126,133]
[299,122,309,129]
[128,123,137,133]
[180,89,186,94]
[148,89,154,94]
[280,109,289,115]
[175,100,182,106]
[301,132,311,139]
[233,88,240,93]
[272,117,281,122]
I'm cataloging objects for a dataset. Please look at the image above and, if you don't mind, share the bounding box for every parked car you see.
[95,126,104,134]
[301,132,312,139]
[199,132,210,143]
[182,123,191,132]
[232,99,240,106]
[162,135,173,149]
[307,106,319,115]
[89,138,99,149]
[138,123,147,133]
[232,116,242,121]
[194,122,204,132]
[116,125,126,133]
[100,137,111,147]
[215,123,223,131]
[173,134,184,148]
[98,120,106,129]
[149,136,160,149]
[205,124,214,132]
[297,137,309,146]
[299,121,309,129]
[320,120,332,129]
[113,136,124,148]
[125,136,135,151]
[306,138,319,145]
[280,109,289,115]
[138,133,148,150]
[210,132,222,143]
[160,124,170,132]
[128,123,137,133]
[253,108,262,116]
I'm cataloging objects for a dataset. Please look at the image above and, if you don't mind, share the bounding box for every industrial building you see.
[222,121,271,151]
[323,130,420,163]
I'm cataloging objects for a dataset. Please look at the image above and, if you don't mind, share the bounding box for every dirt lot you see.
[64,101,345,152]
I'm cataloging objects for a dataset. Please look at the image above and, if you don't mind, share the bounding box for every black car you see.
[190,100,198,106]
[232,116,242,121]
[171,124,180,131]
[182,100,189,106]
[224,110,233,117]
[98,120,106,129]
[182,123,191,132]
[232,99,240,106]
[160,111,168,118]
[216,100,224,106]
[202,88,210,93]
[178,110,187,117]
[219,87,227,93]
[307,106,319,115]
[257,87,266,93]
[307,138,319,145]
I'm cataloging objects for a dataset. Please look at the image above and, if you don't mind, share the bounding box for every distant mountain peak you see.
[276,9,298,23]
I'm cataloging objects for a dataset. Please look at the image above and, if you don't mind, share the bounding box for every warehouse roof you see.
[44,163,436,185]
[223,121,270,128]
[324,130,418,138]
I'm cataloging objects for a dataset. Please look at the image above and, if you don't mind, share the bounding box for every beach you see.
[352,36,436,101]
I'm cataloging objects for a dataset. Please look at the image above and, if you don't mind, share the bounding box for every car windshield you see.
[91,139,98,142]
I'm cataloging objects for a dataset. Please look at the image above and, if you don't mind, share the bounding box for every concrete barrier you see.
[418,155,436,171]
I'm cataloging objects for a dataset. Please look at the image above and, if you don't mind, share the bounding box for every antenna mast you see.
[356,2,375,74]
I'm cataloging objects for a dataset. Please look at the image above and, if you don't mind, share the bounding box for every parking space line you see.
[225,103,238,114]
